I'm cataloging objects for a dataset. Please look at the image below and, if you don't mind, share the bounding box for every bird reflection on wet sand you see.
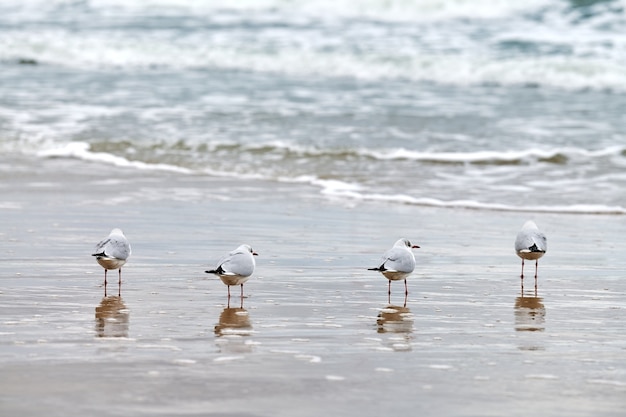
[377,305,413,334]
[376,304,413,351]
[95,296,129,338]
[214,307,252,336]
[214,307,254,353]
[514,293,545,333]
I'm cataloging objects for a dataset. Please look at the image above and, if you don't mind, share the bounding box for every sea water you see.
[0,0,625,213]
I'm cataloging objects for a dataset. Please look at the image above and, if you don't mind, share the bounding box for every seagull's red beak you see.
[412,245,420,249]
[253,251,259,256]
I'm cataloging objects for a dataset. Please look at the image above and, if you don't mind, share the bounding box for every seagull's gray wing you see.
[515,228,547,253]
[93,234,131,260]
[381,247,416,273]
[106,235,131,260]
[215,248,255,277]
[93,237,111,256]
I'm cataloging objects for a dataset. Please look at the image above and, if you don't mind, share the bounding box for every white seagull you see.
[368,238,420,299]
[92,228,131,286]
[514,220,547,286]
[205,244,258,299]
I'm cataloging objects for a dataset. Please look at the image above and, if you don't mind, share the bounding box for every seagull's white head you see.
[522,220,538,230]
[240,244,258,256]
[396,238,420,249]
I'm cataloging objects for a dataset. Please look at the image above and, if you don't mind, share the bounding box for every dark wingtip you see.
[368,267,383,271]
[205,270,217,274]
[92,252,105,257]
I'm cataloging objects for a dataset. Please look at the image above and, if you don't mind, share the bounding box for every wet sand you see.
[1,156,625,416]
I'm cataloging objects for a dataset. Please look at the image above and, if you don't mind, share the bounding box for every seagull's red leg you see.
[404,279,408,296]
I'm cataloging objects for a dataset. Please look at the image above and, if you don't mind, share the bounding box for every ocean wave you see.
[2,0,625,92]
[32,141,366,190]
[2,0,553,22]
[207,140,626,165]
[322,188,626,215]
[35,140,626,169]
[31,141,625,215]
[356,146,626,164]
[4,33,625,92]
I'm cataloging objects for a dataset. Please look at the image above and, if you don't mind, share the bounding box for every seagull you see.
[205,244,258,299]
[368,238,420,300]
[92,228,131,287]
[514,220,547,288]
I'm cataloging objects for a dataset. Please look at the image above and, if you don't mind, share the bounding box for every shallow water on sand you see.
[1,158,625,416]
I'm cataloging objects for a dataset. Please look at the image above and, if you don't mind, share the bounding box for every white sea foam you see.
[2,0,553,22]
[201,140,626,165]
[36,142,192,174]
[322,188,626,215]
[356,146,626,163]
[287,176,363,193]
[5,33,624,92]
[1,0,624,91]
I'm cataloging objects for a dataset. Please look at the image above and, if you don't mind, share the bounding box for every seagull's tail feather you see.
[205,265,225,275]
[92,252,106,257]
[368,266,385,272]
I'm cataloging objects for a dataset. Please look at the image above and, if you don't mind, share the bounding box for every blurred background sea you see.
[0,0,626,214]
[1,0,625,212]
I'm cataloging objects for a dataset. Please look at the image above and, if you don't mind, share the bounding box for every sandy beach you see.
[1,155,625,416]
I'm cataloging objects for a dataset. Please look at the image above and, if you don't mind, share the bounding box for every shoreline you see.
[4,151,625,216]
